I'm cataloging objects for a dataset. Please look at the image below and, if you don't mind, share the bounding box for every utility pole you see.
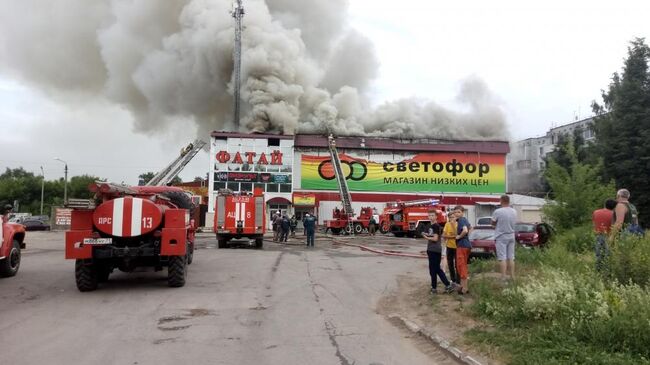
[54,158,68,205]
[40,166,44,215]
[232,0,244,129]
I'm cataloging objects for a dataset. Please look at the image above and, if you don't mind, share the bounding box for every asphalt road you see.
[0,231,454,365]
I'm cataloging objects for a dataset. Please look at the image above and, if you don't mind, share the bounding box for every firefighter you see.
[290,215,297,237]
[303,213,316,247]
[280,214,290,242]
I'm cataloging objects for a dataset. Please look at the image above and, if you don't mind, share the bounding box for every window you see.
[539,147,543,155]
[214,182,226,190]
[268,138,280,146]
[240,183,253,192]
[280,184,292,193]
[266,184,279,192]
[254,183,266,192]
[227,182,239,191]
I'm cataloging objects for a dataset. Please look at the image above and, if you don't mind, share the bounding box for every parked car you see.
[515,222,553,248]
[476,216,492,226]
[469,226,496,258]
[22,219,50,231]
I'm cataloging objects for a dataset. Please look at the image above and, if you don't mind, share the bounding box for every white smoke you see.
[0,0,509,140]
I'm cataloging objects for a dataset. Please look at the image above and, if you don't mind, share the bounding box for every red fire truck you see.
[325,206,374,235]
[65,183,196,291]
[214,188,266,249]
[1,204,26,277]
[379,198,447,237]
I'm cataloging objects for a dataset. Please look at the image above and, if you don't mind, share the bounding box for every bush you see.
[604,233,650,288]
[552,224,595,254]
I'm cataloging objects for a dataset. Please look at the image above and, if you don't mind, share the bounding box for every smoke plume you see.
[0,0,509,140]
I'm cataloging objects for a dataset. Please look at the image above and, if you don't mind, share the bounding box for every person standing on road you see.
[280,214,290,243]
[593,198,617,272]
[442,212,459,284]
[423,215,455,295]
[273,211,283,242]
[491,195,518,281]
[611,188,643,237]
[368,214,377,235]
[290,215,297,238]
[303,213,316,247]
[454,206,471,295]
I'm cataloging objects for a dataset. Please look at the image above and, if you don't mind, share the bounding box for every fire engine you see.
[325,206,374,235]
[1,205,26,277]
[64,140,205,291]
[379,198,447,237]
[65,183,196,291]
[214,188,266,249]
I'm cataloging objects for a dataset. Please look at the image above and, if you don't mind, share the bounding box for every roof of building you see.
[294,134,510,154]
[211,131,294,140]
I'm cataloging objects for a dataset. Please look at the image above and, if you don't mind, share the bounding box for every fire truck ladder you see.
[327,135,356,235]
[146,139,207,186]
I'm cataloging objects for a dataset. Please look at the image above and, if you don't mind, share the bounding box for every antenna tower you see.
[232,0,244,129]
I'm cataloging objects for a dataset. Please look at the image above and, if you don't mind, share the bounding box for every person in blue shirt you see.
[453,206,472,295]
[303,213,316,247]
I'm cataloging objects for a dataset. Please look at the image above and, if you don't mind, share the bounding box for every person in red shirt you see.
[592,199,617,271]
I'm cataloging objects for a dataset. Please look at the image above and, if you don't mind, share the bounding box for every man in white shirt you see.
[491,195,518,280]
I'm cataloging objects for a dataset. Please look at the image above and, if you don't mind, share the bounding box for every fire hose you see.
[330,237,427,259]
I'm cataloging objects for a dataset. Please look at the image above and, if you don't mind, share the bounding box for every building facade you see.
[508,116,596,194]
[207,132,510,227]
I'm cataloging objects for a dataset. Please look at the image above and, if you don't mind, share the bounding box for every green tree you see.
[543,145,615,231]
[592,38,650,225]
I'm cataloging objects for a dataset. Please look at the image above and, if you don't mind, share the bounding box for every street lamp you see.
[40,166,45,215]
[54,158,68,205]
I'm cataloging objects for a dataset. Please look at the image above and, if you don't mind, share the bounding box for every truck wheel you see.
[394,232,405,238]
[75,259,98,292]
[353,223,363,234]
[379,224,389,234]
[0,240,21,277]
[168,255,186,287]
[344,224,353,235]
[187,242,194,265]
[218,238,228,249]
[255,238,263,249]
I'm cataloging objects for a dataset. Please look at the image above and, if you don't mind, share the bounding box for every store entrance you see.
[294,207,314,229]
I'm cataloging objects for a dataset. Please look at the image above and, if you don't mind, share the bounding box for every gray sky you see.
[1,0,649,185]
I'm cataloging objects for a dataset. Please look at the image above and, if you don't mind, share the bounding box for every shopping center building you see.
[206,131,511,228]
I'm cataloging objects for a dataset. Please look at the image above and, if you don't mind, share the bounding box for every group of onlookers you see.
[424,194,518,295]
[592,188,643,271]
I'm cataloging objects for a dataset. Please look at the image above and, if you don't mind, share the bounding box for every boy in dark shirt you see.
[423,213,455,294]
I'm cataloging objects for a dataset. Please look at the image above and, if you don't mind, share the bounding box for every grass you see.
[461,230,650,365]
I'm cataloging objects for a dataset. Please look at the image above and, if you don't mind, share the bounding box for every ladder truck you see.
[323,135,373,235]
[379,198,448,238]
[146,140,206,186]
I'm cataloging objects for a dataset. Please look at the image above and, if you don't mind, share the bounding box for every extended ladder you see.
[327,135,355,235]
[146,139,207,186]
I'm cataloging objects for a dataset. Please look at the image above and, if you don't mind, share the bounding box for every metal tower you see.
[232,0,244,129]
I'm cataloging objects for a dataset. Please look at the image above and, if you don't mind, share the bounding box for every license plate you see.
[83,238,112,245]
[471,247,485,253]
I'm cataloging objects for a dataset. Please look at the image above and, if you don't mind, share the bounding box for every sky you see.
[1,0,649,185]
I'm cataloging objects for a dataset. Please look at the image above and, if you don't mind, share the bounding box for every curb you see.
[388,313,484,365]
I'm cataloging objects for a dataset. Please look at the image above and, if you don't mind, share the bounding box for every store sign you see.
[300,152,506,194]
[259,173,272,183]
[293,193,316,206]
[55,208,72,226]
[215,150,283,165]
[227,172,259,182]
[273,174,290,183]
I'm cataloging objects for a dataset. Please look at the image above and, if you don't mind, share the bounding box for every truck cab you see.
[1,205,26,277]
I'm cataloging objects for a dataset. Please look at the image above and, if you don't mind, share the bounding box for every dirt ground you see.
[377,274,504,365]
